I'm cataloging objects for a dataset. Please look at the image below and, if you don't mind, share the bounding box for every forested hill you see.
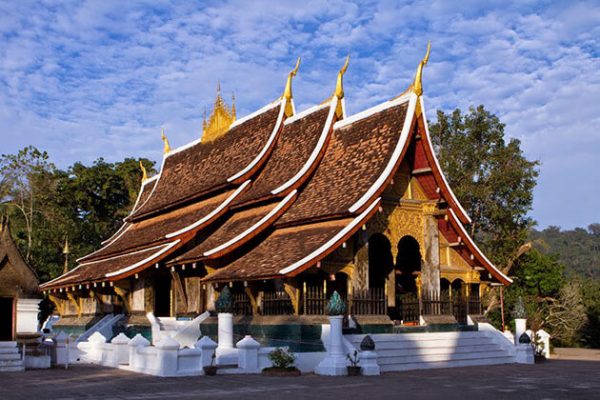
[530,224,600,279]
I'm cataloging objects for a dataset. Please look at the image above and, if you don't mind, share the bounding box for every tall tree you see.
[0,146,57,260]
[429,105,539,268]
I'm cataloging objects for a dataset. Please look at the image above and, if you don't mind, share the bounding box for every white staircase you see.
[77,314,125,342]
[0,342,24,372]
[147,312,209,347]
[345,330,515,372]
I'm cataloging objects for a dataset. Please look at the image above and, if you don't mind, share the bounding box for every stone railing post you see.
[88,331,107,363]
[155,336,180,377]
[237,335,260,373]
[196,336,217,369]
[128,334,150,370]
[53,331,69,366]
[111,333,130,365]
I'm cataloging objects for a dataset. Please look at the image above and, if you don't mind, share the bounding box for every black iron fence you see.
[349,288,387,315]
[260,291,294,315]
[233,292,252,316]
[396,290,482,324]
[303,285,326,315]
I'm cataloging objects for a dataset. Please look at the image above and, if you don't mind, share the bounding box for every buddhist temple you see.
[41,48,512,344]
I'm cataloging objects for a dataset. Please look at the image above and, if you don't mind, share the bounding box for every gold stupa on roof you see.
[202,82,236,142]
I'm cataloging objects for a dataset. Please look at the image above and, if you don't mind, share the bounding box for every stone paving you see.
[0,358,599,400]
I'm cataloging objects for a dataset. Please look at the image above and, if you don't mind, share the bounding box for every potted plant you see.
[262,347,301,376]
[203,352,217,376]
[531,332,546,363]
[346,350,361,376]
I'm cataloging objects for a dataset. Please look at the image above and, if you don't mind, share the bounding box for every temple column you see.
[421,203,440,296]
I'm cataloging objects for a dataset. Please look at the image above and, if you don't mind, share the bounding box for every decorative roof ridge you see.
[417,96,472,224]
[202,189,297,259]
[77,224,133,263]
[105,240,181,278]
[447,208,512,285]
[334,91,414,130]
[228,98,282,130]
[283,101,330,126]
[227,101,286,183]
[278,198,381,276]
[271,97,337,196]
[164,180,251,239]
[347,94,417,214]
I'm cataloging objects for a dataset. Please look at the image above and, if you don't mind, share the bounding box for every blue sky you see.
[0,0,598,229]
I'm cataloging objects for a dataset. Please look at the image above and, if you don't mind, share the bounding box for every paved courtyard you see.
[1,357,599,400]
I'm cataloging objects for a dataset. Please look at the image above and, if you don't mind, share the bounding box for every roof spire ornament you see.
[161,128,171,154]
[282,56,301,117]
[62,237,70,274]
[413,40,431,97]
[139,161,148,182]
[333,55,350,118]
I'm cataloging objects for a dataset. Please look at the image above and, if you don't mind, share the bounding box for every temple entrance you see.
[0,296,14,341]
[368,233,393,289]
[154,274,171,317]
[395,235,421,294]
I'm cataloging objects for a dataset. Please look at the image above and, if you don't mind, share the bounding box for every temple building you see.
[41,48,511,342]
[0,217,41,341]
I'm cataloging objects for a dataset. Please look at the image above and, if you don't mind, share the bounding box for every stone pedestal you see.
[315,316,347,376]
[515,318,527,345]
[16,298,42,333]
[359,350,380,375]
[516,343,534,364]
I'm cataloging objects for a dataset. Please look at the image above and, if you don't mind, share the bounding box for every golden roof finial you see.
[282,56,301,117]
[202,82,236,142]
[139,160,148,181]
[413,40,431,97]
[63,237,70,255]
[334,54,350,100]
[161,128,171,154]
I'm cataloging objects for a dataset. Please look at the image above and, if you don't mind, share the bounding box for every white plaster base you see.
[24,355,51,369]
[16,298,41,333]
[359,350,380,376]
[516,344,534,364]
[314,354,348,376]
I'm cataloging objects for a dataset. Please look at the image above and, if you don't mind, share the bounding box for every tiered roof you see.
[41,53,511,292]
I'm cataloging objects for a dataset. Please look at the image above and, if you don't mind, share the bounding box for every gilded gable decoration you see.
[201,82,237,142]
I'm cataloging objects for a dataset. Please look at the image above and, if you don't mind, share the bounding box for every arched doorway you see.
[451,279,465,298]
[440,278,451,293]
[395,235,421,294]
[368,233,393,289]
[154,271,171,317]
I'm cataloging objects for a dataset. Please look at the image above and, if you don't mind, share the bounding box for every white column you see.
[315,315,347,376]
[88,331,107,363]
[216,312,235,360]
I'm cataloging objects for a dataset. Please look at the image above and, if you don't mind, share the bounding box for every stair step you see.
[380,355,515,372]
[0,359,24,367]
[0,342,18,348]
[377,345,503,358]
[0,348,19,354]
[377,350,510,365]
[0,367,25,372]
[216,363,238,369]
[0,353,22,361]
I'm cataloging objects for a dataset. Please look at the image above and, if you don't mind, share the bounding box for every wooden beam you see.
[412,167,432,175]
[113,286,130,314]
[283,282,300,316]
[170,270,188,311]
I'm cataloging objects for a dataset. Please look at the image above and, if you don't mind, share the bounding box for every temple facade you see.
[41,50,511,341]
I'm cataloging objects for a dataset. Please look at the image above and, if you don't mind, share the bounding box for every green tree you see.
[429,105,539,268]
[0,146,57,260]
